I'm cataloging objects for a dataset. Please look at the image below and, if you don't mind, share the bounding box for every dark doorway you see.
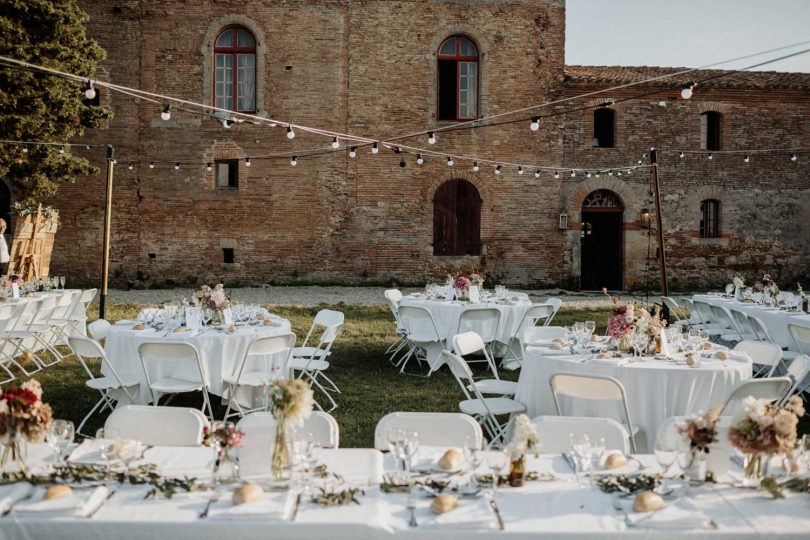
[0,181,11,233]
[580,189,623,290]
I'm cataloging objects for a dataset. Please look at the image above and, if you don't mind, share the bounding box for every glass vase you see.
[212,448,240,485]
[743,452,769,487]
[683,449,706,483]
[508,455,525,487]
[0,431,28,475]
[271,418,292,484]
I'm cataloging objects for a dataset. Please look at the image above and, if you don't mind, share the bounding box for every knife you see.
[488,496,505,530]
[290,492,302,522]
[561,452,576,472]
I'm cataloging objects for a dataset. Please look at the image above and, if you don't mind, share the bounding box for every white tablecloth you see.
[514,347,752,452]
[693,294,810,351]
[103,317,292,404]
[3,445,809,539]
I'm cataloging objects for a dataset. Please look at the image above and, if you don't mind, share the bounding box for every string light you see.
[518,166,524,175]
[222,119,233,128]
[127,162,133,170]
[174,162,180,170]
[679,152,684,158]
[617,171,622,176]
[84,81,96,100]
[790,152,797,161]
[680,82,695,99]
[371,143,379,154]
[21,146,28,153]
[608,171,613,176]
[534,170,540,178]
[708,153,713,160]
[149,161,155,169]
[447,156,454,166]
[393,146,401,154]
[331,136,339,149]
[399,158,406,168]
[586,172,592,178]
[245,157,251,167]
[290,156,298,166]
[206,163,213,171]
[416,154,424,165]
[59,146,65,154]
[427,132,436,145]
[286,126,295,139]
[744,155,750,163]
[160,104,171,121]
[570,170,576,177]
[85,145,91,150]
[495,165,502,175]
[529,116,540,131]
[595,172,600,178]
[349,147,357,158]
[626,169,632,175]
[554,171,560,179]
[472,162,479,172]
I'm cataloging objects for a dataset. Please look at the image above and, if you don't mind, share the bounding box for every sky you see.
[566,0,810,73]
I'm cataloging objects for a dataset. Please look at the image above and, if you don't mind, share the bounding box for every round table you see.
[514,345,752,452]
[103,315,292,404]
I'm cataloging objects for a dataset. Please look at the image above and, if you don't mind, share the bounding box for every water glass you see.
[387,428,406,481]
[46,419,75,466]
[484,449,508,497]
[463,436,482,489]
[569,434,592,488]
[95,427,121,483]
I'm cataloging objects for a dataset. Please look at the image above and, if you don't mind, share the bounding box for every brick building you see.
[44,0,810,290]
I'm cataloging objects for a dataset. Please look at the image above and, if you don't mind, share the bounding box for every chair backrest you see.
[692,300,715,325]
[456,306,500,342]
[373,412,483,450]
[300,309,344,348]
[52,290,81,318]
[531,415,631,454]
[784,354,810,401]
[788,324,810,355]
[709,305,736,332]
[88,319,112,340]
[661,297,683,321]
[452,331,486,357]
[105,405,209,446]
[138,342,206,386]
[233,332,296,380]
[719,377,792,416]
[441,350,476,400]
[398,305,441,342]
[32,295,58,324]
[543,298,562,325]
[384,289,403,304]
[516,304,554,335]
[729,309,754,337]
[734,340,782,376]
[10,297,46,331]
[746,315,773,342]
[524,325,567,343]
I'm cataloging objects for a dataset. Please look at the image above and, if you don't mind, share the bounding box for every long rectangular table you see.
[1,444,808,539]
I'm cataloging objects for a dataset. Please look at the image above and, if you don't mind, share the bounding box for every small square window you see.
[215,160,238,188]
[222,247,235,264]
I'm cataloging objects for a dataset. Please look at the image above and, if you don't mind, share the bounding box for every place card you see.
[11,283,19,299]
[185,307,203,329]
[469,285,480,304]
[445,285,455,301]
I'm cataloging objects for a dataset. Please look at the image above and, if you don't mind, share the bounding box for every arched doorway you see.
[580,189,623,290]
[433,179,481,256]
[0,181,11,233]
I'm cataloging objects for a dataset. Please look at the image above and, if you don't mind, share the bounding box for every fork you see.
[407,496,418,527]
[198,490,220,519]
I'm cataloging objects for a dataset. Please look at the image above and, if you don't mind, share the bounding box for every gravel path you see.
[98,286,671,309]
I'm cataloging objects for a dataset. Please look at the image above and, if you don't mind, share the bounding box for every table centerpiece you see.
[0,379,52,474]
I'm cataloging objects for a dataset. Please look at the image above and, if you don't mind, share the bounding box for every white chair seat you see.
[223,371,274,387]
[469,379,518,396]
[289,358,330,371]
[86,376,139,391]
[459,397,525,417]
[293,346,329,359]
[150,378,204,393]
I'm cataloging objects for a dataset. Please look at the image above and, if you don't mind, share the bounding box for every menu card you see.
[185,307,203,329]
[469,286,480,304]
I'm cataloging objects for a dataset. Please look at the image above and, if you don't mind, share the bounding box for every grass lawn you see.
[22,304,809,447]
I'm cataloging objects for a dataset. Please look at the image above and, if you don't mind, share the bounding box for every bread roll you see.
[603,453,627,469]
[633,490,665,513]
[43,485,73,501]
[686,354,697,366]
[595,352,611,359]
[430,494,459,515]
[228,324,237,333]
[714,351,730,360]
[590,334,599,342]
[256,313,266,321]
[263,319,276,326]
[548,343,562,350]
[132,324,146,331]
[552,338,566,345]
[702,342,713,350]
[232,483,264,505]
[437,448,465,470]
[172,327,184,333]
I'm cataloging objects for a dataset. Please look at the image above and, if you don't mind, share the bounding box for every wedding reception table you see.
[514,344,752,452]
[693,294,810,352]
[1,444,808,539]
[103,315,292,404]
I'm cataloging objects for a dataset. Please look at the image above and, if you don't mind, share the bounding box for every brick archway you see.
[567,177,640,224]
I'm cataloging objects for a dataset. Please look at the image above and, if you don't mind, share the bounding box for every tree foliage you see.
[0,0,111,204]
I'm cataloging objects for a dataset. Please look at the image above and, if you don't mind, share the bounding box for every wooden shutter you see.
[433,180,481,256]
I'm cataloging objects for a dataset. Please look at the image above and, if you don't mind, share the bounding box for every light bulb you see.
[59,146,65,154]
[637,159,643,165]
[84,81,96,100]
[617,171,622,177]
[85,145,91,149]
[680,83,694,99]
[149,161,154,169]
[554,171,560,179]
[206,163,212,172]
[495,165,501,175]
[399,159,406,168]
[586,172,592,178]
[21,147,28,153]
[595,172,600,178]
[529,116,540,131]
[371,143,379,154]
[679,152,684,158]
[608,171,613,176]
[331,136,339,149]
[518,166,524,175]
[394,146,401,154]
[707,153,713,160]
[349,147,357,158]
[428,132,436,144]
[534,170,540,178]
[472,162,479,172]
[744,155,750,163]
[626,169,632,175]
[222,119,233,129]
[245,158,251,167]
[790,152,797,161]
[570,170,576,177]
[127,163,133,170]
[286,126,295,139]
[447,156,453,166]
[416,154,424,165]
[174,162,180,170]
[290,156,298,166]
[161,104,171,121]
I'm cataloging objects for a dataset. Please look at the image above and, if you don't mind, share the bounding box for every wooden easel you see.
[9,204,46,280]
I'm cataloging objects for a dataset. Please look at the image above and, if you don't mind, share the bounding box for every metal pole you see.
[99,146,115,320]
[649,149,670,310]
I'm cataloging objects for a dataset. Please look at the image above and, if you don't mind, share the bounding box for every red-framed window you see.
[214,27,256,113]
[437,36,479,121]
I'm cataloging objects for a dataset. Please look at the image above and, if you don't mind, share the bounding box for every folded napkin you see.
[420,497,495,529]
[0,483,34,514]
[589,356,629,366]
[410,447,461,473]
[714,350,750,362]
[208,491,294,521]
[625,498,714,529]
[525,338,556,347]
[67,439,107,465]
[535,347,572,356]
[14,486,109,517]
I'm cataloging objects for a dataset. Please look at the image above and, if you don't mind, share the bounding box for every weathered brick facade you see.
[47,0,809,290]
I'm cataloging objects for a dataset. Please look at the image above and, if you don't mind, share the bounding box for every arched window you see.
[437,36,479,121]
[593,108,615,148]
[214,27,256,113]
[700,199,721,238]
[433,180,481,256]
[701,111,721,150]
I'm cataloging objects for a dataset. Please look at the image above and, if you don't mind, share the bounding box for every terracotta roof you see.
[564,65,810,91]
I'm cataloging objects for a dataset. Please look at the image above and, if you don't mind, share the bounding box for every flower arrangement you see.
[194,284,231,312]
[202,424,244,454]
[761,274,780,297]
[728,395,804,457]
[0,380,52,443]
[798,283,806,300]
[264,379,315,480]
[677,407,721,454]
[733,276,745,288]
[604,289,633,339]
[453,275,471,293]
[505,414,540,459]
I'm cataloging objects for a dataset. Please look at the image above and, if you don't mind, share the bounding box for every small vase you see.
[0,432,28,475]
[616,335,632,352]
[684,450,706,483]
[743,453,769,487]
[271,418,291,483]
[508,456,525,487]
[212,448,240,485]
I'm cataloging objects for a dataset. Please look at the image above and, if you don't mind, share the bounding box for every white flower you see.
[507,414,539,458]
[733,277,744,288]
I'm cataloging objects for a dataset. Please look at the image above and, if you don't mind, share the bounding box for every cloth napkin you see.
[0,483,34,514]
[208,491,295,521]
[410,447,461,473]
[625,498,714,529]
[589,356,629,366]
[67,439,108,465]
[713,350,750,362]
[14,486,109,517]
[420,497,495,529]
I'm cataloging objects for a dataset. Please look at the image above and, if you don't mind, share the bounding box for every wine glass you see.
[585,320,596,339]
[463,436,482,491]
[688,328,701,352]
[591,437,606,469]
[96,427,121,483]
[569,434,592,488]
[117,438,141,484]
[58,276,65,290]
[484,449,508,497]
[401,431,419,484]
[654,427,679,493]
[46,419,75,467]
[387,428,406,482]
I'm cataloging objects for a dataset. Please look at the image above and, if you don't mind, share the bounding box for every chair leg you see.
[77,394,109,438]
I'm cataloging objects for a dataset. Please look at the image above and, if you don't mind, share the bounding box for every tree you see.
[0,0,111,205]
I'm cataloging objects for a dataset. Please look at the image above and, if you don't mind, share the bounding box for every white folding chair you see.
[728,309,757,341]
[502,304,554,367]
[67,288,97,337]
[237,410,340,449]
[549,372,640,453]
[543,298,562,326]
[105,405,209,446]
[0,304,19,384]
[441,350,525,448]
[289,310,344,412]
[788,324,810,356]
[397,305,445,376]
[384,289,411,364]
[523,325,567,347]
[456,306,501,359]
[223,333,296,420]
[452,332,516,396]
[781,354,810,404]
[68,336,140,437]
[661,297,688,326]
[29,295,73,365]
[0,299,50,374]
[690,301,725,339]
[373,412,483,450]
[88,319,112,341]
[709,305,743,344]
[718,377,792,417]
[137,342,213,419]
[47,290,83,345]
[748,315,799,363]
[734,339,783,378]
[530,415,631,454]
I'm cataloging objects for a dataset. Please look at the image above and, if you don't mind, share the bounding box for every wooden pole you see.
[99,146,115,320]
[649,149,670,313]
